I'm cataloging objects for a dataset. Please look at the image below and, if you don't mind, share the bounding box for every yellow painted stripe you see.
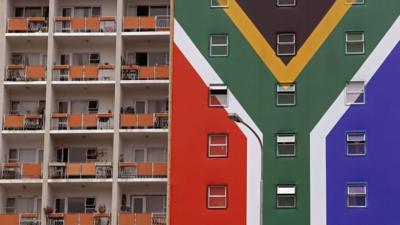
[224,0,351,83]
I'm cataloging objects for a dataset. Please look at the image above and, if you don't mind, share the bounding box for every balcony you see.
[52,65,114,81]
[3,114,44,131]
[55,17,116,33]
[1,163,42,179]
[48,213,110,225]
[122,16,170,32]
[0,213,40,225]
[51,113,113,130]
[6,65,46,82]
[7,17,48,33]
[49,162,112,179]
[121,65,169,81]
[120,113,168,129]
[119,162,167,178]
[119,212,166,225]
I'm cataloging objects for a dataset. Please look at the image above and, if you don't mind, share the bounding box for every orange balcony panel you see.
[155,66,169,79]
[4,115,24,129]
[153,163,167,176]
[66,163,81,177]
[0,214,19,225]
[119,213,135,225]
[139,67,154,79]
[69,66,84,79]
[82,114,97,127]
[81,163,96,177]
[136,163,153,176]
[68,114,82,128]
[86,17,100,31]
[8,18,28,32]
[64,214,79,225]
[121,114,138,127]
[123,17,139,30]
[22,163,41,178]
[138,114,154,127]
[85,66,99,79]
[26,66,46,79]
[140,17,156,30]
[136,213,152,225]
[79,214,95,225]
[71,18,85,31]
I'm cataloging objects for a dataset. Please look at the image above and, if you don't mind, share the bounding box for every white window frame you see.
[277,0,297,7]
[54,198,67,213]
[210,0,230,8]
[207,185,227,209]
[345,81,365,105]
[276,185,297,208]
[346,132,366,156]
[345,31,365,55]
[208,134,228,158]
[347,183,367,208]
[345,0,365,5]
[276,134,296,157]
[276,83,296,106]
[277,33,296,56]
[209,34,229,57]
[209,84,228,107]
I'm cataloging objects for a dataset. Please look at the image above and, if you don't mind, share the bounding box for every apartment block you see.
[0,0,170,225]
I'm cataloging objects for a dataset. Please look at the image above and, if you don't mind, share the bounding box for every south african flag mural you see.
[169,1,400,225]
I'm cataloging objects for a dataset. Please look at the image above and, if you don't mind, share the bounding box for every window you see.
[276,83,296,106]
[277,0,296,7]
[211,0,229,8]
[6,198,16,213]
[208,185,227,209]
[209,84,228,107]
[277,33,296,56]
[345,0,365,5]
[347,183,367,208]
[276,134,296,157]
[55,198,66,213]
[347,132,366,156]
[346,81,365,105]
[8,149,18,162]
[346,32,365,54]
[276,185,296,208]
[209,34,229,57]
[67,197,96,213]
[208,134,228,158]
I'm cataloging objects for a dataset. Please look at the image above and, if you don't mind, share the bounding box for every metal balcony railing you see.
[54,17,116,33]
[53,65,114,81]
[123,16,170,32]
[120,113,168,129]
[7,17,48,33]
[119,162,167,178]
[49,162,112,179]
[1,163,42,179]
[6,65,47,81]
[121,65,169,80]
[3,114,44,130]
[51,113,113,130]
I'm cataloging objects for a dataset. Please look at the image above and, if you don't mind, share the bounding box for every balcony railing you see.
[55,17,116,33]
[53,65,114,81]
[48,213,110,225]
[51,113,113,130]
[120,113,168,129]
[0,213,40,225]
[7,17,48,33]
[49,162,112,179]
[1,163,42,179]
[119,162,167,178]
[3,114,44,130]
[6,65,46,81]
[119,213,166,225]
[123,16,170,32]
[121,65,169,80]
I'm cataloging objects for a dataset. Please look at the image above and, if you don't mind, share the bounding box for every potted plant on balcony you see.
[44,206,53,215]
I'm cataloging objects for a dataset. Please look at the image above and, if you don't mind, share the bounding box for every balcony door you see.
[131,197,145,213]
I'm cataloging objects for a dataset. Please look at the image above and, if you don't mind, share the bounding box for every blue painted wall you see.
[327,41,400,225]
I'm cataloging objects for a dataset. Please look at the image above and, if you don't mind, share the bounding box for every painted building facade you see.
[171,1,400,225]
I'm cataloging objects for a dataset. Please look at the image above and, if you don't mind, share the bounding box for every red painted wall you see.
[170,46,247,225]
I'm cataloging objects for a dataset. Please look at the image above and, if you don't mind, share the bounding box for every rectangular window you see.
[8,149,18,162]
[346,81,365,105]
[345,0,365,5]
[276,83,296,106]
[277,33,296,56]
[6,198,16,213]
[209,84,228,107]
[346,32,365,54]
[277,0,296,7]
[208,134,228,157]
[210,34,229,57]
[347,132,366,156]
[277,185,296,208]
[347,183,367,208]
[276,134,296,157]
[208,185,227,209]
[211,0,229,8]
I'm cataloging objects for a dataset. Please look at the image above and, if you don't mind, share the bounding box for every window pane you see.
[278,34,295,43]
[277,93,296,105]
[211,46,228,56]
[347,43,364,54]
[277,143,295,156]
[209,186,226,195]
[348,195,366,207]
[348,143,365,155]
[277,44,296,55]
[147,148,165,162]
[347,33,364,41]
[348,185,366,194]
[146,196,165,213]
[211,35,227,45]
[277,0,296,6]
[277,195,296,208]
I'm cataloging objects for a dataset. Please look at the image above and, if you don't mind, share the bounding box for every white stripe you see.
[310,16,400,225]
[174,19,263,225]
